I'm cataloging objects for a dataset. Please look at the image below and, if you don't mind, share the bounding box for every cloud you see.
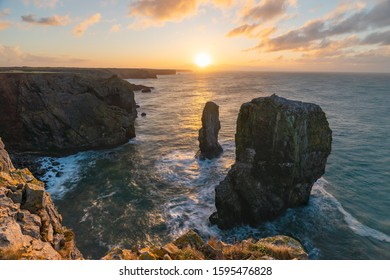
[129,0,199,22]
[361,30,390,46]
[0,22,11,30]
[226,0,295,37]
[0,8,11,17]
[73,13,101,37]
[128,0,239,27]
[0,44,89,66]
[24,0,58,8]
[21,14,70,26]
[0,9,11,30]
[254,0,390,52]
[243,0,293,22]
[110,24,121,32]
[226,24,259,37]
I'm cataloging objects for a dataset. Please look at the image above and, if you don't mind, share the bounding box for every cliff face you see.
[0,138,82,259]
[0,73,137,155]
[210,95,332,229]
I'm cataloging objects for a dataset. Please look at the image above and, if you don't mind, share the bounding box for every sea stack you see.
[210,95,332,229]
[197,102,223,160]
[0,73,137,155]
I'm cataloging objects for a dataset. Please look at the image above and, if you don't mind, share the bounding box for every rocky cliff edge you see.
[0,138,82,259]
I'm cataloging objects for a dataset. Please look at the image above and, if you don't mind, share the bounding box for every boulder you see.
[0,73,137,155]
[21,183,46,213]
[210,95,332,229]
[197,102,223,159]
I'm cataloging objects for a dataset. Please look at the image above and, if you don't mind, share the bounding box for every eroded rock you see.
[210,95,332,229]
[197,102,223,159]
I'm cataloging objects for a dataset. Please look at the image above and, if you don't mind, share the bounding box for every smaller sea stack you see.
[197,102,223,160]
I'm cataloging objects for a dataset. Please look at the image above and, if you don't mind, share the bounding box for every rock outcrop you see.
[0,139,82,259]
[0,138,14,173]
[102,229,308,260]
[210,95,332,229]
[0,73,137,155]
[197,102,223,159]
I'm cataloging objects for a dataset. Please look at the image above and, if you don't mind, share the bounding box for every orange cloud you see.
[73,13,101,37]
[129,0,199,22]
[21,14,70,26]
[226,24,259,37]
[128,0,238,27]
[242,0,292,22]
[0,22,11,31]
[110,24,121,32]
[0,44,89,66]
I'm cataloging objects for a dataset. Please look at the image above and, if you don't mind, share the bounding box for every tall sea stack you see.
[197,102,223,160]
[210,95,332,229]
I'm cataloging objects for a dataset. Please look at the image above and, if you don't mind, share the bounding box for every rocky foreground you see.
[1,137,308,260]
[0,139,82,259]
[103,230,308,260]
[211,95,332,229]
[0,73,138,155]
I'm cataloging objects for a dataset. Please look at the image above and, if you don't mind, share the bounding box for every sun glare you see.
[195,53,212,68]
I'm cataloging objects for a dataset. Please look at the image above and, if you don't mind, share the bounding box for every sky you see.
[0,0,389,72]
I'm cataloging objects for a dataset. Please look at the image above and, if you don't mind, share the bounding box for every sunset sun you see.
[195,53,212,68]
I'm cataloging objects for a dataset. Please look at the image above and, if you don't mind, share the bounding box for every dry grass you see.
[222,241,293,260]
[176,246,205,260]
[0,249,24,260]
[207,236,219,249]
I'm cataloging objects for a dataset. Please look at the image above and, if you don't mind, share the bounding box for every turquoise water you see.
[40,72,390,259]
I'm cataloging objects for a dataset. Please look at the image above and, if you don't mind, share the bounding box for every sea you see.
[37,71,390,259]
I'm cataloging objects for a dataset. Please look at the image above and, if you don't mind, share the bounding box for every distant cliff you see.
[0,67,178,79]
[0,138,82,260]
[0,73,138,155]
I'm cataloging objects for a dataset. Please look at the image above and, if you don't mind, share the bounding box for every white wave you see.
[39,152,93,199]
[315,178,390,243]
[156,150,234,239]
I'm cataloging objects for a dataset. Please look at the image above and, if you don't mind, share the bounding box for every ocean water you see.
[39,72,390,259]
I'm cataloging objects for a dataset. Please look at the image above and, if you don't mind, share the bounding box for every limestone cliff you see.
[0,73,137,155]
[210,95,332,229]
[0,138,82,259]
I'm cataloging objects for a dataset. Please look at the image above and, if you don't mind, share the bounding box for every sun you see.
[195,53,212,68]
